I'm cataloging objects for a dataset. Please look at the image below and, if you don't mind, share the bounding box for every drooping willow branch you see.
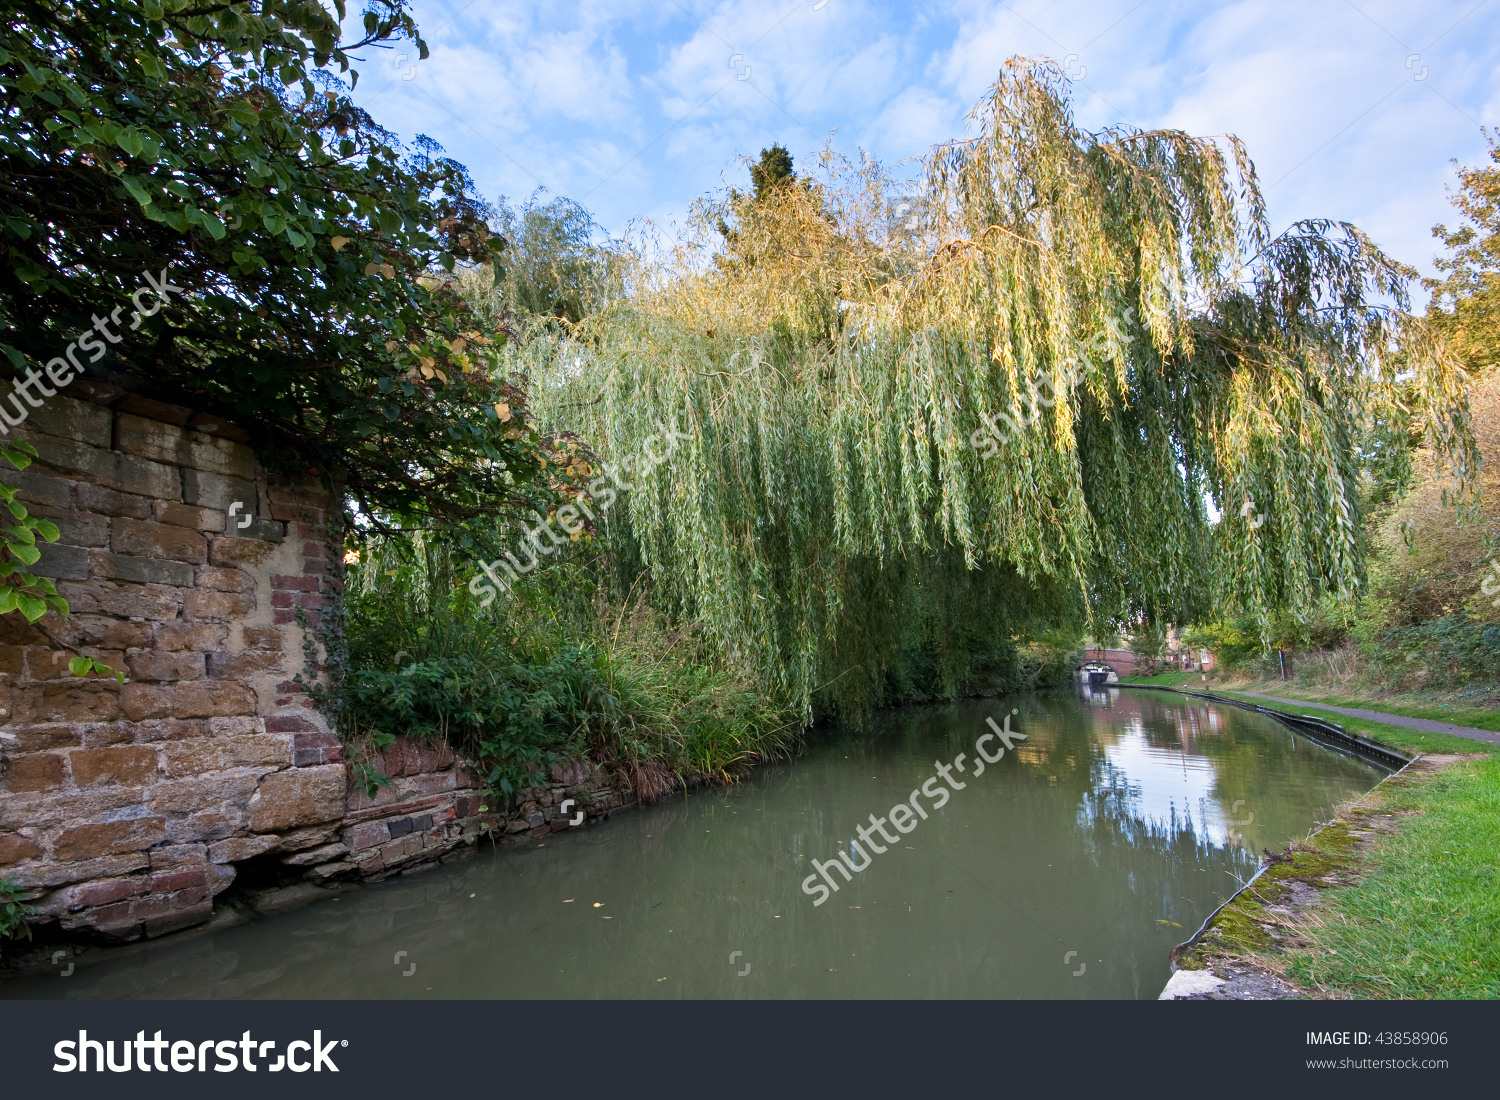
[512,57,1476,721]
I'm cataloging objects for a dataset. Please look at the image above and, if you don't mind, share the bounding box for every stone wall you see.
[0,389,343,941]
[0,389,641,945]
[331,742,633,885]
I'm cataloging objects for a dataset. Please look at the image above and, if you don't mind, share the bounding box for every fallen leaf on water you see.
[1157,920,1182,928]
[563,899,574,903]
[603,916,612,920]
[592,902,602,908]
[469,893,475,898]
[827,968,838,973]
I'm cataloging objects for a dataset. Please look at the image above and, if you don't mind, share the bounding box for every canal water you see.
[3,689,1389,1000]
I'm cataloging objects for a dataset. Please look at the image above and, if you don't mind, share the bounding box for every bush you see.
[339,570,795,802]
[1186,598,1353,676]
[1362,615,1500,691]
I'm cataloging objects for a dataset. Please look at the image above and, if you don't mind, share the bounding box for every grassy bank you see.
[1249,691,1500,733]
[1179,753,1500,998]
[1122,670,1500,756]
[1126,671,1499,997]
[1204,676,1500,733]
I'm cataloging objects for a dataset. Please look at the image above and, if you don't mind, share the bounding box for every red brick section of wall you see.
[0,389,345,941]
[1083,649,1142,677]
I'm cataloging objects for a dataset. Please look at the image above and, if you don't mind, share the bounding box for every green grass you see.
[1286,756,1500,998]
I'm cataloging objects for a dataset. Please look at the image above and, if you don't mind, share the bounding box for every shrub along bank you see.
[337,571,799,806]
[332,545,1080,809]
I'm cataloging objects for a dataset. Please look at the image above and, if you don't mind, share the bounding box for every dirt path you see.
[1232,691,1500,746]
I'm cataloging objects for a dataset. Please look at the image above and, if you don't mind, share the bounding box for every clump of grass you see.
[588,603,800,797]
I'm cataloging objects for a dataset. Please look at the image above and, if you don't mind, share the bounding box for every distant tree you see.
[1348,137,1500,521]
[749,144,796,201]
[483,191,622,326]
[716,144,798,246]
[1128,620,1168,674]
[1426,129,1500,378]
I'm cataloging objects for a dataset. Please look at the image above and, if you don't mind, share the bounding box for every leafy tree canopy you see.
[482,190,623,328]
[749,143,795,201]
[1427,128,1500,378]
[0,0,557,550]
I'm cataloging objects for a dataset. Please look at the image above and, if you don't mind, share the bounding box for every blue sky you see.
[347,0,1500,285]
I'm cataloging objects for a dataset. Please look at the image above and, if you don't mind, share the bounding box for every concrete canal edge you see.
[1117,683,1413,769]
[1116,678,1416,996]
[1162,755,1432,999]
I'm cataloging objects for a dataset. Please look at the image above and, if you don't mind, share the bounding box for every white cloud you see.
[866,86,962,161]
[345,0,1500,277]
[514,31,635,123]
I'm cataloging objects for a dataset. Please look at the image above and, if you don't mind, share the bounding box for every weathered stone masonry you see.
[0,388,639,944]
[0,388,343,941]
[336,747,631,887]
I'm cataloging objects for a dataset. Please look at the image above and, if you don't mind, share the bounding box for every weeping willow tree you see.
[513,58,1477,721]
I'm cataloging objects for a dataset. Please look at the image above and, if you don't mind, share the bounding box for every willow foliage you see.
[517,59,1477,721]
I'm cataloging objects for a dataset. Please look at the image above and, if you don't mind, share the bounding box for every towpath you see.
[1231,691,1500,747]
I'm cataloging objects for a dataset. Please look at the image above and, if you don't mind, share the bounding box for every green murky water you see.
[3,689,1388,999]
